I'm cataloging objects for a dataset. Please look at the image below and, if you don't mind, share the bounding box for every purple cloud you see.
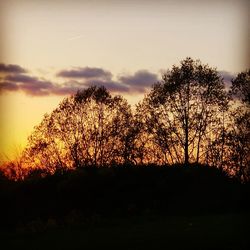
[57,67,112,80]
[219,71,235,83]
[118,70,158,92]
[0,81,19,92]
[85,79,129,93]
[2,74,54,96]
[6,74,52,87]
[0,63,27,74]
[51,86,79,96]
[0,63,159,96]
[50,81,85,96]
[0,73,85,96]
[20,82,54,96]
[219,71,235,90]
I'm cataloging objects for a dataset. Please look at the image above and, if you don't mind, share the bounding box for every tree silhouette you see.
[224,70,250,181]
[23,86,133,172]
[137,58,228,165]
[230,69,250,105]
[1,59,249,181]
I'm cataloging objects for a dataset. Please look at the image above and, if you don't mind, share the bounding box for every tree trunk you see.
[196,133,201,164]
[184,82,190,165]
[184,122,189,165]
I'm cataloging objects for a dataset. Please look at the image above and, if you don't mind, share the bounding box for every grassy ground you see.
[1,212,249,250]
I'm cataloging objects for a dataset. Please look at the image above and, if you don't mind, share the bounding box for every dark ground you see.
[0,164,249,249]
[1,213,249,250]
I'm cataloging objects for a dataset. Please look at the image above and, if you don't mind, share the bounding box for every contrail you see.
[68,35,85,41]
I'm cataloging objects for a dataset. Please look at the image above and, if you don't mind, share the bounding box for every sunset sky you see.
[0,0,249,161]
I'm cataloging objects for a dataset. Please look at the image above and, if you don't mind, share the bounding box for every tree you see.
[137,58,228,165]
[230,69,250,105]
[224,70,250,181]
[23,86,133,172]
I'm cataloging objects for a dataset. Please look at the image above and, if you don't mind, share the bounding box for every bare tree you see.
[23,86,133,171]
[224,70,250,181]
[137,58,228,165]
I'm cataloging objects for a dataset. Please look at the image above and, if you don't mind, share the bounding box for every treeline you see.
[0,164,249,231]
[1,58,249,181]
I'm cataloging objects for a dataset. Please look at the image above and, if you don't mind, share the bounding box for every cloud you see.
[20,82,54,96]
[52,80,129,95]
[84,79,129,93]
[57,67,112,80]
[118,70,158,92]
[56,68,157,94]
[0,72,86,96]
[50,85,80,96]
[2,74,54,96]
[56,66,129,93]
[50,81,85,96]
[219,70,235,90]
[219,71,235,83]
[6,74,52,86]
[0,81,19,92]
[0,63,239,97]
[0,63,159,96]
[0,63,27,74]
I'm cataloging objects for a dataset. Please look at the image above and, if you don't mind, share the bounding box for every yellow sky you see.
[0,0,249,161]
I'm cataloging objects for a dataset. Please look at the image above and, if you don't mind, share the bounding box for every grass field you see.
[1,212,249,250]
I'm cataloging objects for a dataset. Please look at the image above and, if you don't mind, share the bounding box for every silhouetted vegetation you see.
[135,58,228,166]
[1,58,248,182]
[0,59,249,248]
[0,163,249,232]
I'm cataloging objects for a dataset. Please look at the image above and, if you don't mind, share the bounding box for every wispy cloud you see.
[57,67,112,80]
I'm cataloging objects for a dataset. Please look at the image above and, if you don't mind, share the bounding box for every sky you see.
[0,0,249,161]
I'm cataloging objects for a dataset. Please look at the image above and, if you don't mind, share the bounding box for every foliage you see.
[22,86,134,172]
[0,58,249,182]
[224,70,250,182]
[136,58,228,165]
[230,69,250,105]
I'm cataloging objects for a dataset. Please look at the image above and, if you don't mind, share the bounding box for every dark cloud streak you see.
[84,79,129,93]
[119,70,158,87]
[1,63,237,97]
[0,63,27,74]
[118,70,158,92]
[57,67,112,80]
[0,81,19,92]
[1,66,55,96]
[0,66,163,96]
